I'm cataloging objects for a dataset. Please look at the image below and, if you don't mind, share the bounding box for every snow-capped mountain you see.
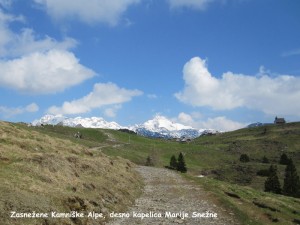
[131,115,192,131]
[32,114,124,130]
[130,115,211,139]
[32,114,217,139]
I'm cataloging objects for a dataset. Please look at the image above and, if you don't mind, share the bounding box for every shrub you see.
[257,169,270,177]
[145,155,154,166]
[262,156,269,163]
[240,154,250,163]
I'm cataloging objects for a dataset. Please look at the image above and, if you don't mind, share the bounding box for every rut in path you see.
[107,166,240,225]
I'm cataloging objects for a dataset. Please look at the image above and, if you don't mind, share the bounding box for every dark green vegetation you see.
[177,152,187,173]
[169,155,177,169]
[13,121,300,225]
[283,159,300,197]
[264,165,281,194]
[168,152,187,172]
[240,153,250,162]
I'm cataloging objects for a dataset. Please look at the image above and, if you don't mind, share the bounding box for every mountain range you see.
[32,114,217,139]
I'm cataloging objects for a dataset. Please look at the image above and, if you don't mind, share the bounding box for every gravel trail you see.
[107,166,240,225]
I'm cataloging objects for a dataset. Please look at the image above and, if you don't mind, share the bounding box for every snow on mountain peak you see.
[142,115,192,131]
[32,114,124,129]
[129,115,205,139]
[32,114,217,139]
[32,114,66,126]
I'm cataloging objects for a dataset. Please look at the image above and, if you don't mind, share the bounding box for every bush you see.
[240,154,250,163]
[262,156,269,163]
[257,169,270,177]
[145,150,160,167]
[145,155,154,166]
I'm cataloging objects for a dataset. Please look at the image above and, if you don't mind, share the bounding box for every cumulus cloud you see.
[199,116,246,131]
[48,83,143,115]
[34,0,140,25]
[0,9,94,94]
[175,57,300,116]
[4,28,77,57]
[0,9,76,58]
[176,112,246,131]
[0,49,95,94]
[177,112,194,125]
[0,103,39,118]
[104,105,122,118]
[0,9,23,56]
[168,0,215,10]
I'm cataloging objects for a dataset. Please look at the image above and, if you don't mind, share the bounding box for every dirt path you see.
[89,143,124,152]
[107,166,240,225]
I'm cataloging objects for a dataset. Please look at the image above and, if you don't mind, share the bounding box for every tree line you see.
[240,152,300,198]
[264,153,300,198]
[169,152,187,173]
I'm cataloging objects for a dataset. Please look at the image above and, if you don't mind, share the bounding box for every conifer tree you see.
[262,156,269,163]
[170,155,177,170]
[264,165,281,194]
[177,152,187,173]
[283,159,300,197]
[279,153,290,165]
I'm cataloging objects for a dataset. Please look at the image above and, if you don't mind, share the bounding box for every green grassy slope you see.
[18,122,300,225]
[23,122,300,190]
[103,123,300,224]
[192,123,300,188]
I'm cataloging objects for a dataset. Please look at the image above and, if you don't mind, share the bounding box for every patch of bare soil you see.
[108,166,240,225]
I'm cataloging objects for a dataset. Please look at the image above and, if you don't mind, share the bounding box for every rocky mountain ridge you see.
[32,114,217,138]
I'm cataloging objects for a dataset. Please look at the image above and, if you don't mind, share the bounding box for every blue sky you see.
[0,0,300,131]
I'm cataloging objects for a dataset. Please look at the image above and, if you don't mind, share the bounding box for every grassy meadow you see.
[5,121,300,225]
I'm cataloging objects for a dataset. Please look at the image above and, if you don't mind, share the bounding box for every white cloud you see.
[48,83,143,115]
[168,0,215,10]
[0,103,39,118]
[0,9,93,95]
[199,116,246,131]
[282,48,300,57]
[0,9,24,56]
[175,57,300,116]
[177,112,194,124]
[5,28,77,57]
[34,0,140,25]
[0,9,77,58]
[147,94,158,99]
[0,49,95,94]
[104,105,122,118]
[0,0,12,8]
[176,112,246,131]
[25,103,39,112]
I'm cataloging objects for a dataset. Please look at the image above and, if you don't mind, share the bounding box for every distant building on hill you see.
[274,116,286,124]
